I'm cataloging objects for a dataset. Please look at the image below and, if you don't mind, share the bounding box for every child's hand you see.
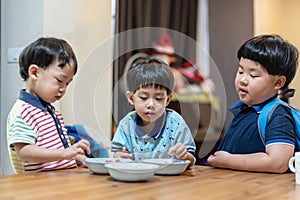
[112,147,132,159]
[75,154,88,167]
[207,151,231,168]
[65,139,90,159]
[168,142,188,160]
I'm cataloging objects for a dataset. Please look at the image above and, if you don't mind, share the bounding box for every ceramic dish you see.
[105,162,160,182]
[85,158,132,174]
[142,158,190,175]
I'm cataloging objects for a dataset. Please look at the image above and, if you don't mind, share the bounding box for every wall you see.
[209,0,254,127]
[0,0,44,175]
[254,0,300,109]
[0,0,112,175]
[43,0,113,146]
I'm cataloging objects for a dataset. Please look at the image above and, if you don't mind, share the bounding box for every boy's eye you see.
[156,97,165,101]
[56,78,62,83]
[139,96,147,100]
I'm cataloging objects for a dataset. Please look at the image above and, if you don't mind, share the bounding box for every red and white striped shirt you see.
[7,90,76,173]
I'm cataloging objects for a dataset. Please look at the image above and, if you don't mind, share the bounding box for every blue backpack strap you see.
[258,98,289,145]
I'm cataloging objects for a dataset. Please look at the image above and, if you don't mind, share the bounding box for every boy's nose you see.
[240,75,249,85]
[59,85,67,93]
[147,99,155,108]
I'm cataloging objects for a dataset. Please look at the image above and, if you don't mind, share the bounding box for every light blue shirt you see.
[111,109,196,162]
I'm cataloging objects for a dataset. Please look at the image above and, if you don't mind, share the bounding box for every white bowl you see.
[85,158,132,174]
[105,162,160,182]
[142,159,190,175]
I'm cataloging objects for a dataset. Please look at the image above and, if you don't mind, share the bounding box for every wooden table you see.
[0,165,299,200]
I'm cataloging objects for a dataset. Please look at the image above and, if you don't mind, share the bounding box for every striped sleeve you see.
[7,100,26,173]
[8,115,37,146]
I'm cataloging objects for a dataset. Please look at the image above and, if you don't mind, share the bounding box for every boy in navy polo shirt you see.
[208,34,299,173]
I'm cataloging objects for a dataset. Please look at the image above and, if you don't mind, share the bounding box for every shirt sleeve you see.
[166,110,196,154]
[265,104,296,147]
[8,115,37,147]
[175,122,196,154]
[111,117,134,152]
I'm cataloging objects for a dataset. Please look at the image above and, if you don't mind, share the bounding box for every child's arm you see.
[13,139,90,163]
[207,144,294,173]
[168,142,195,168]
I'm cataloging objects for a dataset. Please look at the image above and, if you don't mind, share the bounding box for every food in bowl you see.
[142,158,190,175]
[105,162,160,182]
[85,158,132,174]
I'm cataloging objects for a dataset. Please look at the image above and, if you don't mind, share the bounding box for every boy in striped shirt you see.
[7,37,90,173]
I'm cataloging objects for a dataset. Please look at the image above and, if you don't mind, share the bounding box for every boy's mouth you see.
[145,111,155,116]
[239,88,248,95]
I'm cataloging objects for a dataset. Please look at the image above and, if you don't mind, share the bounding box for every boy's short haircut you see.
[237,34,298,88]
[19,37,78,81]
[126,57,174,94]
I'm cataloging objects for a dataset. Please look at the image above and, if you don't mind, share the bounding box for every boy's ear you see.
[274,76,286,89]
[28,65,40,80]
[166,93,173,106]
[126,91,134,105]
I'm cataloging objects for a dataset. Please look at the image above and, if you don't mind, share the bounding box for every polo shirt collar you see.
[134,111,166,139]
[230,94,278,113]
[18,89,50,111]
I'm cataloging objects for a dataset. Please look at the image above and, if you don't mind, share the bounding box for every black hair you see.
[237,34,298,88]
[19,37,78,81]
[126,57,174,94]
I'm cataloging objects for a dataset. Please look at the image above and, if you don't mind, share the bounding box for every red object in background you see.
[180,61,205,83]
[149,33,175,56]
[154,33,174,48]
[148,33,177,64]
[149,33,205,84]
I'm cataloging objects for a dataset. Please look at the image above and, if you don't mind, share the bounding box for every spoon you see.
[170,154,183,163]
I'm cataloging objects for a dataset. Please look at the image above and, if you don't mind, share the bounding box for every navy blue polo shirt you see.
[218,97,296,154]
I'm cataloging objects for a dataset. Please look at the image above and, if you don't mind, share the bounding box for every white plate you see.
[85,158,132,174]
[105,162,160,182]
[142,159,190,175]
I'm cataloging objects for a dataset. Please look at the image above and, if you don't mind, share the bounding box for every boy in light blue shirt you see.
[111,57,196,167]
